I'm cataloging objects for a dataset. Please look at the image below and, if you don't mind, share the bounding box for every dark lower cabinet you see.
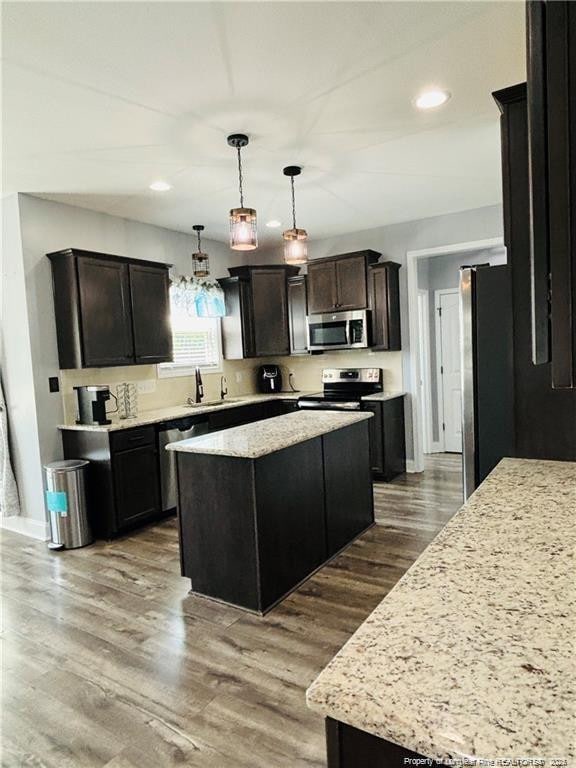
[61,425,162,538]
[207,400,281,431]
[176,419,374,613]
[363,397,406,481]
[323,421,373,556]
[325,718,440,768]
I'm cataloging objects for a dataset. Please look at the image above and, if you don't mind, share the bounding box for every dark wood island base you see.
[172,414,374,614]
[326,718,441,768]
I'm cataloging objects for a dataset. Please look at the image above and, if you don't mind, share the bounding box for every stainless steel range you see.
[298,368,383,411]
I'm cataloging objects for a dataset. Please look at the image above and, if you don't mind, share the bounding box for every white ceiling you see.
[2,1,526,245]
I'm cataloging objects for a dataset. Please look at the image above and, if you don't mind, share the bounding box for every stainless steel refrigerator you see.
[460,265,515,500]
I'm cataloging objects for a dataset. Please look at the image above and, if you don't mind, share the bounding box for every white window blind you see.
[159,316,222,377]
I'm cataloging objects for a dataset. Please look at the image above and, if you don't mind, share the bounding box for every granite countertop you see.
[57,392,304,432]
[166,411,373,459]
[361,391,405,402]
[306,458,576,764]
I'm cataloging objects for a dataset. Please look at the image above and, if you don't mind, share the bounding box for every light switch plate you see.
[137,379,156,394]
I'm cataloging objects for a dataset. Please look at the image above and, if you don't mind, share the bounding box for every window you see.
[158,315,222,378]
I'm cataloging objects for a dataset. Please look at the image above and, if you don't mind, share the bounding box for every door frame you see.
[406,237,504,473]
[417,289,433,454]
[434,288,460,453]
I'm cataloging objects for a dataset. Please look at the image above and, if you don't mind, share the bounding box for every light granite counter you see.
[306,458,576,764]
[361,391,405,402]
[166,411,373,459]
[57,392,304,432]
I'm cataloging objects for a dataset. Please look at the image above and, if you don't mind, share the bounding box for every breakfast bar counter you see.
[168,411,374,613]
[306,458,576,766]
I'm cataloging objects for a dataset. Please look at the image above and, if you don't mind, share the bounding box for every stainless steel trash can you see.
[44,460,92,550]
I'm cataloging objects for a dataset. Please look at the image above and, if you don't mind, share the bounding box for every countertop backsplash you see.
[59,350,403,424]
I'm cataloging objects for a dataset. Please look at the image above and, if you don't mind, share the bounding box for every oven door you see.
[298,399,361,411]
[307,310,369,351]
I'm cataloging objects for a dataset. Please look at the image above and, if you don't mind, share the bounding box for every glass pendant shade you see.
[192,252,210,278]
[191,224,210,277]
[283,227,308,265]
[230,207,258,251]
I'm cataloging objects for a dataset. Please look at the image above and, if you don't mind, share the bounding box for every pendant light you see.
[227,134,258,251]
[283,166,308,265]
[191,225,210,278]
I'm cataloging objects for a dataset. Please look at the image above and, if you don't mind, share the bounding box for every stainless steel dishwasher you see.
[158,418,211,512]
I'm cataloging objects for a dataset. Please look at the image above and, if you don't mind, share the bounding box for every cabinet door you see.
[288,276,309,354]
[307,261,337,314]
[335,255,368,310]
[251,269,290,356]
[363,403,384,474]
[112,444,160,530]
[381,399,406,480]
[545,0,576,388]
[323,421,373,556]
[370,263,401,350]
[77,257,134,367]
[129,264,173,364]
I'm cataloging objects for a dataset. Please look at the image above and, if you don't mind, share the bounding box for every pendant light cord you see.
[291,175,297,229]
[237,147,244,208]
[196,229,202,253]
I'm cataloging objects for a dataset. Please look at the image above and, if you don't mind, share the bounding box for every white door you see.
[437,290,462,453]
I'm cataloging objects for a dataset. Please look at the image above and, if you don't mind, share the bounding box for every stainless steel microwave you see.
[307,310,370,351]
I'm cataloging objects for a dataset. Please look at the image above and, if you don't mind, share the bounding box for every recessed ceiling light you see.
[415,89,451,110]
[149,180,172,192]
[266,219,282,228]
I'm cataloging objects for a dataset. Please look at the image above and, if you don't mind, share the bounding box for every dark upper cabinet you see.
[129,263,172,364]
[76,257,134,368]
[287,275,309,355]
[526,1,576,388]
[48,248,173,369]
[493,82,576,461]
[369,261,401,351]
[307,250,380,314]
[218,265,299,359]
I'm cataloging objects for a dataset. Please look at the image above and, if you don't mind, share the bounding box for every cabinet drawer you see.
[111,425,155,452]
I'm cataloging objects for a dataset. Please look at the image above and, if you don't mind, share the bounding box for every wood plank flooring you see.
[1,455,462,768]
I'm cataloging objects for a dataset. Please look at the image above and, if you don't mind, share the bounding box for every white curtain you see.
[0,375,20,517]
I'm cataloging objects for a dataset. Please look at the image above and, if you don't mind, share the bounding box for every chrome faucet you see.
[195,367,204,404]
[220,376,228,400]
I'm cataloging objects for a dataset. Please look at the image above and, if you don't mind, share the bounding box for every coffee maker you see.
[75,385,113,425]
[257,365,283,394]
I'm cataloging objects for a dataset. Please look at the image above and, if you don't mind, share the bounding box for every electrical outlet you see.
[235,371,243,384]
[136,379,156,395]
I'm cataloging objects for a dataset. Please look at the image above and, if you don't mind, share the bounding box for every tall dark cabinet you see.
[493,83,576,461]
[369,261,401,351]
[48,248,172,369]
[526,1,576,388]
[218,265,300,358]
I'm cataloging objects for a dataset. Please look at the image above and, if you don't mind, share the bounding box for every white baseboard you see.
[1,516,50,541]
[405,460,417,473]
[430,442,444,454]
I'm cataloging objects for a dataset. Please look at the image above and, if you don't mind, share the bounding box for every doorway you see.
[435,289,462,453]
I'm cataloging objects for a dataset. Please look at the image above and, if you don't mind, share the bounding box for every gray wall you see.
[417,248,507,445]
[256,204,505,459]
[1,194,248,532]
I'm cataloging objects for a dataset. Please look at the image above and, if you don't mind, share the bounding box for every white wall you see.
[3,194,250,535]
[417,247,507,446]
[255,204,504,460]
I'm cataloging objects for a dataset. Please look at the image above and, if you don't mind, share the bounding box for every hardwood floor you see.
[1,455,463,768]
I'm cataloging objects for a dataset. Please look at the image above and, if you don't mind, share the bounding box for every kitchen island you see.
[306,458,575,766]
[167,411,374,613]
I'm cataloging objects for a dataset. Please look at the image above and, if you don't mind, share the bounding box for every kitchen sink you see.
[185,398,244,408]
